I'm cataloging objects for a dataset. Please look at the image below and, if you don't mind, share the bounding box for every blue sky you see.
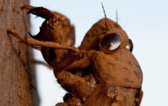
[30,0,168,106]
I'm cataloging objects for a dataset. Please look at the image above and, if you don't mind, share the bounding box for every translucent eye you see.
[99,33,121,53]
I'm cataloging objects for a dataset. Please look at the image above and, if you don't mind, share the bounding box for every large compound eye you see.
[99,33,121,53]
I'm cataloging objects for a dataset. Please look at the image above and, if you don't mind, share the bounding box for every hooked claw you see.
[21,5,56,20]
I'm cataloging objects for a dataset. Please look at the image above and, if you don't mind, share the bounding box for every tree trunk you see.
[0,0,37,106]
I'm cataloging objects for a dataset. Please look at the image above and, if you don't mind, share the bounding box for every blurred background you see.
[30,0,168,106]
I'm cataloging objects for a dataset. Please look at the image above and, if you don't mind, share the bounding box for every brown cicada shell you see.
[7,5,143,106]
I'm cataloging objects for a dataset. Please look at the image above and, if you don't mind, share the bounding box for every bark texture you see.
[0,0,35,106]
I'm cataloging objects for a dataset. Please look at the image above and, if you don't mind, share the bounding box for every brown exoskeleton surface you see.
[7,5,143,106]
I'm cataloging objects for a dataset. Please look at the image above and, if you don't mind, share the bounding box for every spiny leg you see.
[22,5,75,47]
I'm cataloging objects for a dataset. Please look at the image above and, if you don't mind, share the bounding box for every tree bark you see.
[0,0,37,106]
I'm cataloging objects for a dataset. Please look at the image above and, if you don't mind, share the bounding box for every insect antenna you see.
[116,9,118,23]
[101,3,109,30]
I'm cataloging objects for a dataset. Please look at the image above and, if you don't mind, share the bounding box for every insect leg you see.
[55,70,95,100]
[7,29,79,53]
